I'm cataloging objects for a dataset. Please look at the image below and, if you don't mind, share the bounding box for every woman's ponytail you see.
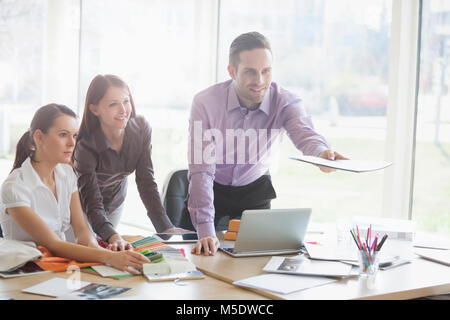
[11,130,35,173]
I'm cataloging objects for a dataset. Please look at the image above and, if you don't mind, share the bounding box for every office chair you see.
[160,169,189,227]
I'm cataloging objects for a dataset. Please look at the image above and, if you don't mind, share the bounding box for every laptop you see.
[219,208,311,258]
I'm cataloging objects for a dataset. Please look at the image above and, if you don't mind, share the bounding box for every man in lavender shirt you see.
[186,32,346,256]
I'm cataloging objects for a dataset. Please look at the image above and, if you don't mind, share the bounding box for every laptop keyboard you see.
[221,247,234,253]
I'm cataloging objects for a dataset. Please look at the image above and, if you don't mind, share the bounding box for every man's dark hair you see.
[229,31,272,68]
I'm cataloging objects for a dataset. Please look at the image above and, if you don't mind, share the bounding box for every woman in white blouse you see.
[0,104,149,273]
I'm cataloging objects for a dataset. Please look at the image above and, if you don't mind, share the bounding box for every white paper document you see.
[415,248,450,266]
[22,277,91,297]
[290,155,392,173]
[233,273,336,295]
[22,277,132,299]
[263,256,353,277]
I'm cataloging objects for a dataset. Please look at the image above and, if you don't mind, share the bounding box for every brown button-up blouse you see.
[73,115,174,241]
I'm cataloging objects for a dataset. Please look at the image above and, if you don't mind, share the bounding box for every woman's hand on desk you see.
[107,234,133,251]
[192,236,220,256]
[104,250,150,274]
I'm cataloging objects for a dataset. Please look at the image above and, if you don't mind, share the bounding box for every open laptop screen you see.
[221,208,311,256]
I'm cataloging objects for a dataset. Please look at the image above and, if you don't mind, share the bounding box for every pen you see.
[366,225,369,245]
[379,259,410,270]
[356,226,363,249]
[363,243,372,265]
[371,233,379,252]
[355,230,362,249]
[377,234,388,251]
[350,230,360,249]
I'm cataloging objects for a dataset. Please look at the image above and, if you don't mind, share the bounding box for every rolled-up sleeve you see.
[281,101,330,157]
[187,97,216,239]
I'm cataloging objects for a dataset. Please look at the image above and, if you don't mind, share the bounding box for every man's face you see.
[228,48,273,110]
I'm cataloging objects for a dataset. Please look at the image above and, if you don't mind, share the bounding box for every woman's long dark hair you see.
[77,74,136,140]
[11,103,77,172]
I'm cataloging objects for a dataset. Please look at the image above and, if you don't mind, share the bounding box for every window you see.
[0,0,80,181]
[79,0,218,229]
[0,0,46,162]
[218,0,392,223]
[1,0,447,237]
[414,0,450,236]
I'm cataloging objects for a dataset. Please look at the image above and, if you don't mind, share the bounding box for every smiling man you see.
[184,32,346,255]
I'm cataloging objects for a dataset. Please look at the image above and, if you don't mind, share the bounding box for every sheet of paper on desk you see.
[56,283,131,300]
[415,248,450,266]
[290,155,392,173]
[263,256,353,277]
[304,243,357,261]
[22,277,91,297]
[233,273,336,295]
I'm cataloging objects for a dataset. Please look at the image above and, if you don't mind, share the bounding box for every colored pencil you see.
[377,234,388,251]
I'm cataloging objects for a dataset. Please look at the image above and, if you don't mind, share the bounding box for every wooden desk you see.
[0,244,267,300]
[2,239,448,300]
[192,251,450,300]
[189,230,450,300]
[0,271,267,300]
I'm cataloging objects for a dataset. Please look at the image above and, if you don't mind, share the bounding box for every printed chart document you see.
[233,273,336,295]
[22,277,91,297]
[290,155,392,173]
[22,277,131,299]
[263,256,353,277]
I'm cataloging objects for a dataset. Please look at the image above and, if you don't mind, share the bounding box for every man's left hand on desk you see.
[192,236,220,256]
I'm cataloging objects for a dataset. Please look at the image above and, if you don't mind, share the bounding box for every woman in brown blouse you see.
[73,74,189,250]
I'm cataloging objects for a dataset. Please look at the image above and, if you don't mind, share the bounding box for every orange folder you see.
[228,219,241,232]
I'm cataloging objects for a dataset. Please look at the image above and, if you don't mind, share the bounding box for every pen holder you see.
[357,250,379,279]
